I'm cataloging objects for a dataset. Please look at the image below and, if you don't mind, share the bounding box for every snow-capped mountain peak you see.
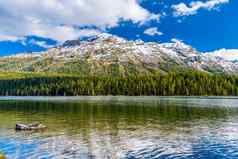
[94,33,126,43]
[160,39,197,58]
[2,36,238,75]
[61,33,126,48]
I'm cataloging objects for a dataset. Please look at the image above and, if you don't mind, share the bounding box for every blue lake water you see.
[0,96,238,159]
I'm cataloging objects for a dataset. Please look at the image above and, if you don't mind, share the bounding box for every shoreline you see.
[0,95,238,101]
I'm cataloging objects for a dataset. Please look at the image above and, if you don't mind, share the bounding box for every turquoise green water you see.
[0,96,238,159]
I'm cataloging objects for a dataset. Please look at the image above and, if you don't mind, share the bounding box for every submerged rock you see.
[15,123,46,131]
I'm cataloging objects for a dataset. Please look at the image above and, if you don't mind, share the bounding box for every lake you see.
[0,96,238,159]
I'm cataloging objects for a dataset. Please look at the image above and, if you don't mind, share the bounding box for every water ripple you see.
[0,97,238,158]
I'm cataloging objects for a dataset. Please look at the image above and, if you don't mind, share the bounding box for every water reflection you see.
[0,97,238,158]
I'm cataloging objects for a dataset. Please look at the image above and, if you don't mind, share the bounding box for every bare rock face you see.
[62,39,81,48]
[1,33,238,75]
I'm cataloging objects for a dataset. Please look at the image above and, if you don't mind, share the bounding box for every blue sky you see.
[0,0,235,56]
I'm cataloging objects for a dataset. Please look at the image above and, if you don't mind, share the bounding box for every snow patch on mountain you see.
[2,33,238,74]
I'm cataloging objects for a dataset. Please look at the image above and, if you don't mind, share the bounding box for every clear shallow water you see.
[0,97,238,159]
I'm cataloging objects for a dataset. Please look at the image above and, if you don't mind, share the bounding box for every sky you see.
[0,0,236,56]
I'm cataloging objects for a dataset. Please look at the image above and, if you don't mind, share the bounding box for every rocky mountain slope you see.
[1,33,238,75]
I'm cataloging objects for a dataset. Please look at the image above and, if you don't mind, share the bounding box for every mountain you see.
[1,33,238,75]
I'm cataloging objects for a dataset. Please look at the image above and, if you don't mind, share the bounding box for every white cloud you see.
[28,39,55,49]
[0,0,160,42]
[172,0,229,17]
[171,38,182,43]
[0,35,19,41]
[204,49,238,61]
[18,37,55,49]
[144,27,163,36]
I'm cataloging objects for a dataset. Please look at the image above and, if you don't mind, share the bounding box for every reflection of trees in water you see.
[0,100,238,158]
[0,100,236,130]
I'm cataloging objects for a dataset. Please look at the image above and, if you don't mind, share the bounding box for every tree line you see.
[0,71,238,96]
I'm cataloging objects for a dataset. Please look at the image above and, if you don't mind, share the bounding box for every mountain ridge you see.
[1,33,238,75]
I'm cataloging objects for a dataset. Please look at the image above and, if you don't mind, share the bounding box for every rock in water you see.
[15,123,46,131]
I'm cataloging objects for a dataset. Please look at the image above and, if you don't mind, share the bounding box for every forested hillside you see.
[0,34,238,96]
[0,71,237,96]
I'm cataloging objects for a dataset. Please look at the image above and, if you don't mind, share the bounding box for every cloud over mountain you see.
[144,27,163,36]
[0,0,160,42]
[204,49,238,61]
